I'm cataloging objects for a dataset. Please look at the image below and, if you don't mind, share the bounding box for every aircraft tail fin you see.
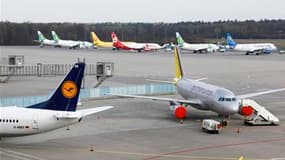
[51,30,60,42]
[37,31,46,42]
[91,32,102,45]
[173,46,184,83]
[27,63,85,111]
[225,33,236,48]
[111,32,121,45]
[176,32,185,46]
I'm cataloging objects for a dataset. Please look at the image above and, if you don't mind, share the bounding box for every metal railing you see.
[0,84,176,107]
[0,64,97,76]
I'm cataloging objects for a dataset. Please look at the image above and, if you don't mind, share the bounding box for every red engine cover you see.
[174,106,187,119]
[240,106,253,116]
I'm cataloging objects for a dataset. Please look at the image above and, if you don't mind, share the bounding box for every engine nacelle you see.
[239,106,254,116]
[170,105,187,119]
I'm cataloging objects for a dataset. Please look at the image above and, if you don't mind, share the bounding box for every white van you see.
[202,119,222,134]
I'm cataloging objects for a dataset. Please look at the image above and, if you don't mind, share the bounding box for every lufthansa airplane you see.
[0,63,113,138]
[109,47,284,123]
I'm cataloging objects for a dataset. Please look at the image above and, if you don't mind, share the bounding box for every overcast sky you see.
[1,0,284,23]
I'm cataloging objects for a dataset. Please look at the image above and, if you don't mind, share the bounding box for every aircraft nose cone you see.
[228,102,239,114]
[221,102,239,115]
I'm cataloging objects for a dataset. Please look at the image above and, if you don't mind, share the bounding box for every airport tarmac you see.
[0,46,285,160]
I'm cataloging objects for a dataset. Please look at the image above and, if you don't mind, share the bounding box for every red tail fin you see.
[111,32,120,44]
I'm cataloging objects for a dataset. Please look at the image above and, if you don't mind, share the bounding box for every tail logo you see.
[112,35,118,43]
[61,81,77,99]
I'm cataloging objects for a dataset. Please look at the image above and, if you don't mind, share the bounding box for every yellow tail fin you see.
[174,46,184,83]
[238,156,244,160]
[91,32,101,45]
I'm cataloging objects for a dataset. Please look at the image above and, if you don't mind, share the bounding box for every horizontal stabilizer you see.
[146,79,174,84]
[78,106,114,117]
[55,112,81,119]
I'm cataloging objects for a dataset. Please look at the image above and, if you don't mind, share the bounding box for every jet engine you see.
[169,104,187,120]
[239,106,254,116]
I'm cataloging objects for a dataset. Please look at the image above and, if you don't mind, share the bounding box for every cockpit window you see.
[218,97,236,102]
[218,97,224,101]
[225,98,231,101]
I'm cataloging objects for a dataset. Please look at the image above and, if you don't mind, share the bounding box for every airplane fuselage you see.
[78,41,94,48]
[142,43,162,51]
[182,43,219,52]
[176,78,239,115]
[233,43,277,53]
[55,40,80,49]
[0,107,80,137]
[40,39,58,47]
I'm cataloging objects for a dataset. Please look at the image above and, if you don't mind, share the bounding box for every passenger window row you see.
[0,119,19,123]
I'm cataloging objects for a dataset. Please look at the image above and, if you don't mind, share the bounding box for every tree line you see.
[0,20,284,45]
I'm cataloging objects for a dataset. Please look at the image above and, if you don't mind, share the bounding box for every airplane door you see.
[31,114,39,129]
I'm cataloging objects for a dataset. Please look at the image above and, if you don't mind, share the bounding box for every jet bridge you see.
[241,99,279,125]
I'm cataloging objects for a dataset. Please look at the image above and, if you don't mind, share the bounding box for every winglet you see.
[174,46,184,83]
[27,63,85,111]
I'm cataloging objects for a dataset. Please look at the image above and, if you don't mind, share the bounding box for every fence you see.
[0,64,97,76]
[0,84,176,107]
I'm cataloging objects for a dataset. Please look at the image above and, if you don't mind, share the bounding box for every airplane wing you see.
[236,88,285,99]
[193,47,208,52]
[78,106,113,117]
[55,106,113,119]
[71,42,80,48]
[107,93,202,106]
[146,78,208,84]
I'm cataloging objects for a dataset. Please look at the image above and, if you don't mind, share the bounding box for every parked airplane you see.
[51,31,94,49]
[34,31,58,48]
[176,32,219,53]
[111,32,162,52]
[225,33,278,55]
[109,46,284,123]
[91,32,113,48]
[91,31,135,50]
[0,62,113,138]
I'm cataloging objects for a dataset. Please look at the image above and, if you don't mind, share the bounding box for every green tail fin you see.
[51,31,60,42]
[37,31,46,42]
[176,32,185,46]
